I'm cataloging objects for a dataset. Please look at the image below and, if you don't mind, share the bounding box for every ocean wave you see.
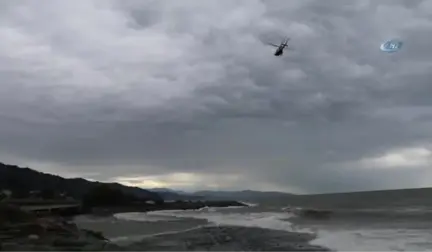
[104,207,432,251]
[282,207,332,220]
[147,209,303,232]
[279,206,432,251]
[282,205,432,221]
[239,201,259,207]
[310,228,432,251]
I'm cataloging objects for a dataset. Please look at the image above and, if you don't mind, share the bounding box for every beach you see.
[11,190,432,251]
[125,225,328,251]
[75,214,328,251]
[74,214,208,244]
[4,190,430,250]
[73,188,432,251]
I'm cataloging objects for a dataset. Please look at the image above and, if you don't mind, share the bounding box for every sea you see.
[76,188,432,251]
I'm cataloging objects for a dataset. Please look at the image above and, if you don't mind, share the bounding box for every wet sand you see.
[124,225,329,251]
[74,215,330,251]
[74,215,207,244]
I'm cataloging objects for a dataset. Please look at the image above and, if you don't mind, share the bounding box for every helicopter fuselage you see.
[274,48,284,56]
[274,45,286,56]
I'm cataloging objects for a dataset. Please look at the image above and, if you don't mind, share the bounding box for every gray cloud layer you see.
[1,0,432,193]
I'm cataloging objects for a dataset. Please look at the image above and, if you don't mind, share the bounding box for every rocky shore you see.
[0,204,121,251]
[0,200,250,251]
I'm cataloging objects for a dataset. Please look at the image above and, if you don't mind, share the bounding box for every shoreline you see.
[76,215,331,251]
[74,213,209,243]
[74,200,247,244]
[119,225,330,251]
[0,200,247,251]
[2,201,331,251]
[88,200,248,216]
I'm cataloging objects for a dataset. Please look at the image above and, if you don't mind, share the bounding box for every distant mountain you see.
[149,188,204,201]
[192,190,294,201]
[150,188,183,194]
[0,162,163,202]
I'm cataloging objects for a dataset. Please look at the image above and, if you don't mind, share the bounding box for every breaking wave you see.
[147,209,298,231]
[111,205,432,251]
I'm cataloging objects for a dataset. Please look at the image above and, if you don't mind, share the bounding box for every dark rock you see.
[0,203,35,225]
[83,229,108,241]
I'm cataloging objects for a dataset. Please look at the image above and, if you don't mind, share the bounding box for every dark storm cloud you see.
[1,0,432,193]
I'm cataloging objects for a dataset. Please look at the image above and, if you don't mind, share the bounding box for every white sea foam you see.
[114,212,176,222]
[239,201,259,207]
[113,208,432,251]
[311,228,432,251]
[146,208,303,232]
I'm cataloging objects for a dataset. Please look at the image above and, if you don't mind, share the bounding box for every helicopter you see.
[267,37,291,56]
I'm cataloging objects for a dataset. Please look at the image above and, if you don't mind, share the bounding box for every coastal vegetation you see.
[0,161,247,214]
[0,162,163,203]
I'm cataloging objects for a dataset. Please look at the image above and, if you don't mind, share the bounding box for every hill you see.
[149,188,204,201]
[0,162,163,202]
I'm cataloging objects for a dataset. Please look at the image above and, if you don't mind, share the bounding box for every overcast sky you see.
[1,0,432,194]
